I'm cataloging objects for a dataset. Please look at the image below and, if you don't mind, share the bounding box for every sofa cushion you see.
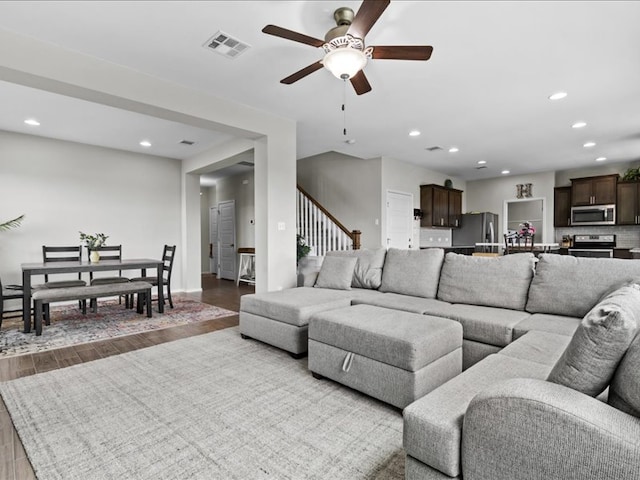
[379,248,444,298]
[326,248,386,289]
[609,333,640,417]
[437,253,535,311]
[440,304,531,347]
[314,256,357,290]
[403,354,551,478]
[526,254,640,317]
[352,292,452,315]
[548,282,640,397]
[513,313,581,340]
[240,287,352,327]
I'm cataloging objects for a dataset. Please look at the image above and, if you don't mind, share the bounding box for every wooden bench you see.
[31,281,153,336]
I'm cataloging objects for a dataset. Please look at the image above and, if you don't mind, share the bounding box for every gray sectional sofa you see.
[239,248,640,479]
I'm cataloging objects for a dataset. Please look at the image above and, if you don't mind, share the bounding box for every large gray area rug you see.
[0,327,404,479]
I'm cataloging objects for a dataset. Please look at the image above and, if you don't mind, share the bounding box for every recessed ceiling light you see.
[477,160,487,165]
[409,130,421,137]
[24,119,40,126]
[583,142,596,148]
[448,147,459,153]
[595,157,607,162]
[572,121,587,129]
[501,170,510,175]
[139,140,152,147]
[548,92,567,100]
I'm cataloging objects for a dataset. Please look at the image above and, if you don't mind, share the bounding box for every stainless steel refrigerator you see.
[452,212,499,246]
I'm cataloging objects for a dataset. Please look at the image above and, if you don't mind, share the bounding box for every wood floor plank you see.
[75,348,102,363]
[0,443,15,480]
[32,352,59,373]
[14,457,35,480]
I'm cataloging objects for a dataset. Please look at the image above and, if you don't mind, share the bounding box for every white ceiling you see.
[0,1,639,181]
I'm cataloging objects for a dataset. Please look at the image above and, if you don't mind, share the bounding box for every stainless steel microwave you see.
[570,204,616,225]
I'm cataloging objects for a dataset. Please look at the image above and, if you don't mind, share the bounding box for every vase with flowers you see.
[518,221,536,237]
[79,231,109,262]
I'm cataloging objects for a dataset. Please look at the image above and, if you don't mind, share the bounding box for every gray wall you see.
[0,130,182,288]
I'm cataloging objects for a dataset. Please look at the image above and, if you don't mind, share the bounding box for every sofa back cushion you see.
[526,254,640,317]
[326,248,387,289]
[379,248,444,298]
[437,253,536,311]
[314,256,357,291]
[548,282,640,397]
[609,332,640,417]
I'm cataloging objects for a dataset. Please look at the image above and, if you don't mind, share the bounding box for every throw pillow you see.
[314,256,358,291]
[547,282,640,397]
[608,333,640,417]
[326,248,387,289]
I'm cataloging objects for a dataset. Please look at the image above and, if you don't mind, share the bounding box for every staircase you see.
[297,184,361,257]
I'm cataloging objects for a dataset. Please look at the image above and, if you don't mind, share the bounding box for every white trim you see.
[503,196,547,243]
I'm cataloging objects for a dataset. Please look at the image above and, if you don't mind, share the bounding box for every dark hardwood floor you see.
[0,274,253,479]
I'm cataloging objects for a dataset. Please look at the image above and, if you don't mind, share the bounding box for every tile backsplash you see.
[555,226,640,248]
[420,228,452,248]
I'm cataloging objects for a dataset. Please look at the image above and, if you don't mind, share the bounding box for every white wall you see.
[199,187,214,273]
[0,130,182,287]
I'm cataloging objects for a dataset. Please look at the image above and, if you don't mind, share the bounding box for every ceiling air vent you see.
[238,161,254,167]
[425,146,443,152]
[179,140,195,145]
[204,31,250,59]
[476,165,488,170]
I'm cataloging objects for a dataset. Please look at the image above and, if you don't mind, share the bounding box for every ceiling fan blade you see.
[350,70,372,95]
[281,61,324,84]
[348,0,391,39]
[371,45,434,61]
[262,25,325,48]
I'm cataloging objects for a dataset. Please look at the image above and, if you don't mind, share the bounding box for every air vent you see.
[180,140,195,145]
[425,146,443,152]
[476,165,488,170]
[204,31,250,59]
[238,161,254,167]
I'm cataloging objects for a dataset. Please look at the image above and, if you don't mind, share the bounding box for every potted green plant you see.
[79,231,109,262]
[622,167,640,181]
[297,234,311,264]
[0,214,25,231]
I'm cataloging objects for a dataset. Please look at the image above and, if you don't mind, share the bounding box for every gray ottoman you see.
[308,304,463,409]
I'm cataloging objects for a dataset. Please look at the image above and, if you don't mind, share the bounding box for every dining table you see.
[21,258,164,333]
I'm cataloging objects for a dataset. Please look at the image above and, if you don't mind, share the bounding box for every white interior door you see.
[209,206,218,275]
[218,200,236,280]
[386,190,414,249]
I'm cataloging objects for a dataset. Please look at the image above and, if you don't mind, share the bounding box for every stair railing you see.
[297,184,361,257]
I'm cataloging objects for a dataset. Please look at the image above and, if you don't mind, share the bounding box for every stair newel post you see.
[351,230,361,250]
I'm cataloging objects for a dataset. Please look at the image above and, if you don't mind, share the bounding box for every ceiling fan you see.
[262,0,433,95]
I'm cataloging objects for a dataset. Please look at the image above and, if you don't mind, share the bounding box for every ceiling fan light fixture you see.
[322,47,367,79]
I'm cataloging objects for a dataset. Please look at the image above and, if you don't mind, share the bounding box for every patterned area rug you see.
[0,327,404,479]
[0,297,236,357]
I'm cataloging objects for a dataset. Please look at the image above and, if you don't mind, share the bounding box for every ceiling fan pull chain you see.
[342,78,347,136]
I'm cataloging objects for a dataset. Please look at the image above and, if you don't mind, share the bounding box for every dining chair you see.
[503,234,535,254]
[130,245,176,309]
[86,245,131,310]
[0,276,24,328]
[41,245,87,288]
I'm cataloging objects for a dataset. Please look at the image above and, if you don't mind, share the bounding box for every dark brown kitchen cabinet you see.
[554,186,572,227]
[420,184,463,228]
[571,174,618,206]
[617,181,640,225]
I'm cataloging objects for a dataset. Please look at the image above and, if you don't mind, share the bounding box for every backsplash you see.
[555,226,640,248]
[419,227,452,248]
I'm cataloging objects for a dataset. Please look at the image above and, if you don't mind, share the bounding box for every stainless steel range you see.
[569,234,616,258]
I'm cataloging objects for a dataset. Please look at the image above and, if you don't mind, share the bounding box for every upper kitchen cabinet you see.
[420,184,463,228]
[571,174,618,206]
[554,186,572,227]
[617,180,640,225]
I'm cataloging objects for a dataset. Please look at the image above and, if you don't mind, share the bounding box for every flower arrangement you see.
[79,231,108,249]
[518,221,536,237]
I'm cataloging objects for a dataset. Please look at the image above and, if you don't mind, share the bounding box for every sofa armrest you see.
[462,378,640,480]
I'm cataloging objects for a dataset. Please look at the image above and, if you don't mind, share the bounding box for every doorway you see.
[504,197,545,242]
[209,206,218,275]
[217,200,236,281]
[386,190,414,249]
